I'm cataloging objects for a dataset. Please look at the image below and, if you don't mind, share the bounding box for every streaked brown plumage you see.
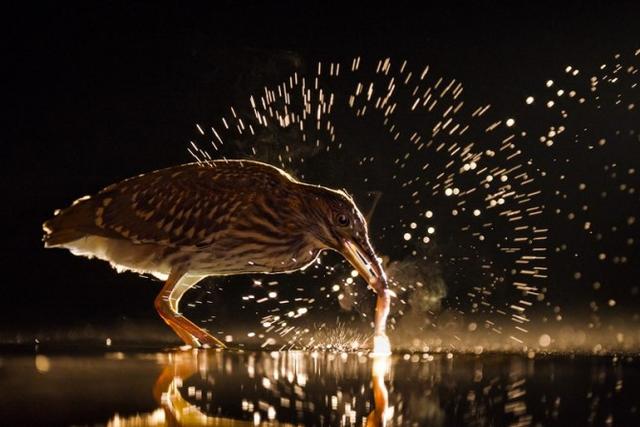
[43,159,390,348]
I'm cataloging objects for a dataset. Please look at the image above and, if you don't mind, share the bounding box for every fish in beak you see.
[342,238,392,345]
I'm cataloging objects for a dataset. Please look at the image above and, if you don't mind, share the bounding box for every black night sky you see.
[4,2,640,342]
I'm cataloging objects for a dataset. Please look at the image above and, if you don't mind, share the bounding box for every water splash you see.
[183,48,639,354]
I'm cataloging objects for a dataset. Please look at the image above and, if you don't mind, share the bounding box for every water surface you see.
[0,346,638,426]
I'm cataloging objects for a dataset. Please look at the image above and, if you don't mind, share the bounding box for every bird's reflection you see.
[109,349,390,426]
[67,349,636,427]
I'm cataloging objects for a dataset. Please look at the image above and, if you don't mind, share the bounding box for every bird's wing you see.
[48,161,290,248]
[98,163,282,247]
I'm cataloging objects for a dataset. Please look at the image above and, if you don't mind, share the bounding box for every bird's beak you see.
[342,238,387,289]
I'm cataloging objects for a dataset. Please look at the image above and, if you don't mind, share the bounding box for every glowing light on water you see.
[85,349,640,425]
[34,355,50,373]
[372,334,391,356]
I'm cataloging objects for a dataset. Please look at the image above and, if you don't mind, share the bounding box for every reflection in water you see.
[102,350,639,427]
[0,348,637,426]
[111,350,391,426]
[367,355,390,426]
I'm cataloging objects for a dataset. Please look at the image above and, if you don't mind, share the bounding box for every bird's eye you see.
[336,214,350,227]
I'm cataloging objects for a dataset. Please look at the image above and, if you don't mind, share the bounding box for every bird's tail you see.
[43,196,98,247]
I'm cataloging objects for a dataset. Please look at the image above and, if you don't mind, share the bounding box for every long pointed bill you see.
[342,239,391,347]
[342,239,386,287]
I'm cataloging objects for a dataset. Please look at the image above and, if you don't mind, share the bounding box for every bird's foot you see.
[158,310,227,349]
[180,325,227,349]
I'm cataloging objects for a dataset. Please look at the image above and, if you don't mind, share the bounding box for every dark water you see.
[0,346,638,426]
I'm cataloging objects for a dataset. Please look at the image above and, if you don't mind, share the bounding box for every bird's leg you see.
[154,271,226,348]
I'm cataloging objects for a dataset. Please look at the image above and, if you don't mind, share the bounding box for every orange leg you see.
[154,271,227,348]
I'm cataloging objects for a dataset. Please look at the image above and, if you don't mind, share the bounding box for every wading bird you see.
[43,160,391,349]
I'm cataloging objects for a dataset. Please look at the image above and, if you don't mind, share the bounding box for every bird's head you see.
[303,185,388,289]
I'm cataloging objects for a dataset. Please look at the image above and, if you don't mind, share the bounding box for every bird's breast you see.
[180,237,320,276]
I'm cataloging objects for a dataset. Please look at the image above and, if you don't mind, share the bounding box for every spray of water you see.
[184,49,638,354]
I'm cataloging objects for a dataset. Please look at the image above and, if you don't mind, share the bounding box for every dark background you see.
[3,2,639,341]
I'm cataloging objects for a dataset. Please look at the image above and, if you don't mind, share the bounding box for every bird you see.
[43,159,391,349]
